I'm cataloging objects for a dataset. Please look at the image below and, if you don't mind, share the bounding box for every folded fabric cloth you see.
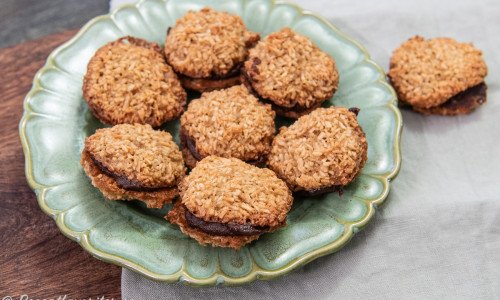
[110,0,500,298]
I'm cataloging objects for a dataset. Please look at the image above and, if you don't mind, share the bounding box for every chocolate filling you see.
[261,98,316,113]
[251,57,261,74]
[181,76,241,93]
[434,82,487,111]
[180,128,202,161]
[184,206,269,236]
[240,71,260,98]
[349,107,360,116]
[89,153,170,192]
[295,185,344,197]
[392,79,487,114]
[213,62,243,80]
[180,62,243,82]
[180,127,265,166]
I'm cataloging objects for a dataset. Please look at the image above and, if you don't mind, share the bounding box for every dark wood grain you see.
[0,30,121,299]
[0,0,109,48]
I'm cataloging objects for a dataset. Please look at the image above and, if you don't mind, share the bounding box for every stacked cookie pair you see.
[389,36,488,115]
[80,8,367,249]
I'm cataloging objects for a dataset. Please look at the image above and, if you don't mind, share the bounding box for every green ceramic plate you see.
[20,0,402,285]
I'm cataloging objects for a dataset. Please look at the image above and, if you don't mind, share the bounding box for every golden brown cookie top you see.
[180,85,275,161]
[83,36,186,127]
[243,28,339,109]
[164,8,259,79]
[84,124,185,189]
[179,156,292,227]
[267,107,367,191]
[388,36,487,109]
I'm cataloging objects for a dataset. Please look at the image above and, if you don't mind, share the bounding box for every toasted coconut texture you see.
[179,156,291,226]
[268,107,368,192]
[164,7,259,80]
[388,36,488,109]
[411,82,487,116]
[180,85,275,167]
[243,28,338,116]
[81,124,185,207]
[167,156,292,249]
[83,36,186,127]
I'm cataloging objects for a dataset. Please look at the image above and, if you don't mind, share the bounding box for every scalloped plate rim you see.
[19,0,403,286]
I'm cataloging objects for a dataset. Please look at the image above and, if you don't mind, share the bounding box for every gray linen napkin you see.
[109,0,500,298]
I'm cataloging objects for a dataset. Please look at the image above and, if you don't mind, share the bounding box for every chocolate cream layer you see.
[178,62,243,91]
[395,82,487,114]
[88,152,171,192]
[184,206,270,236]
[425,82,487,112]
[294,185,344,197]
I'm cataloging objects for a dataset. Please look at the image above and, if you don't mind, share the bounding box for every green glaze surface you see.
[19,0,402,286]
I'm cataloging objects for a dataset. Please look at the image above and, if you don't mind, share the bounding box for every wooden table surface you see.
[0,30,121,298]
[0,0,108,48]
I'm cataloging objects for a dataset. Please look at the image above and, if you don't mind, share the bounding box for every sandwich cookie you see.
[242,28,339,118]
[164,8,259,92]
[167,156,292,249]
[81,124,185,208]
[83,36,186,126]
[180,85,275,169]
[388,36,488,115]
[267,107,367,196]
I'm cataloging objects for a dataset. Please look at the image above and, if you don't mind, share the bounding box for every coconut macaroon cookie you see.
[164,8,260,92]
[242,28,339,119]
[81,124,185,208]
[83,36,186,127]
[267,107,367,195]
[167,156,292,249]
[180,85,275,168]
[388,36,488,115]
